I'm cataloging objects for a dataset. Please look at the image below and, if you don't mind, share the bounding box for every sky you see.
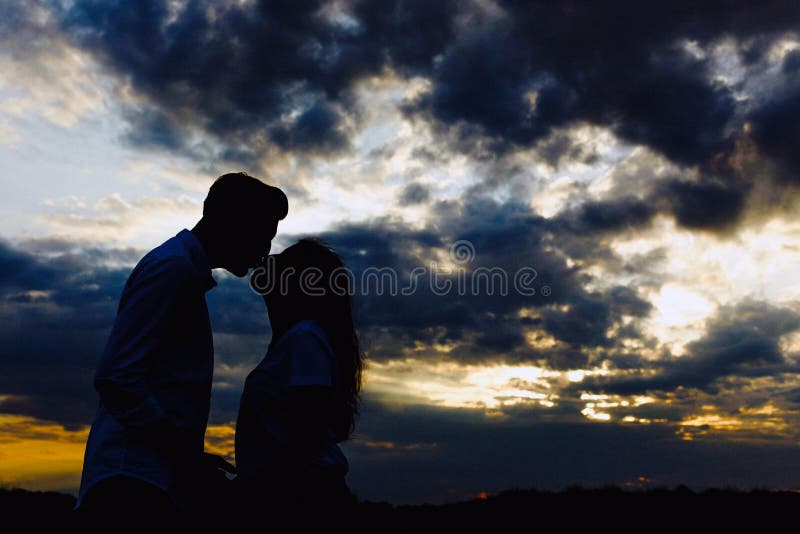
[2,0,800,505]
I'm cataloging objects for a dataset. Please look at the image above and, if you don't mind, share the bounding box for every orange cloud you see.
[204,423,236,462]
[0,414,89,492]
[0,415,238,493]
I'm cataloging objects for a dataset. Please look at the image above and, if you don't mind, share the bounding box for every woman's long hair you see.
[256,237,364,442]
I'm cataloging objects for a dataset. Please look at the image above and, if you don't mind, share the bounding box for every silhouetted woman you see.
[233,237,364,526]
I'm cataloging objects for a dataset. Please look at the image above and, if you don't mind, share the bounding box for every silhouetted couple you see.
[72,173,363,529]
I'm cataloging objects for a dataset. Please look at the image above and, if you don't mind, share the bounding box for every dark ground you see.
[2,484,798,532]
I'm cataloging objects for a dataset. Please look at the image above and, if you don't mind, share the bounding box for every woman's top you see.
[235,319,349,482]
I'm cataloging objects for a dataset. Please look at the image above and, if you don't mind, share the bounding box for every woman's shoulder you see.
[279,319,323,338]
[289,318,318,331]
[280,320,333,352]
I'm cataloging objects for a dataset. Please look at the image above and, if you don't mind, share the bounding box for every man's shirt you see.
[75,229,217,512]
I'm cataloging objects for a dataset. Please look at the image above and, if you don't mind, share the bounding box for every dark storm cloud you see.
[402,0,795,232]
[742,30,800,185]
[443,1,800,234]
[553,197,657,234]
[268,100,349,152]
[408,30,737,166]
[0,0,57,55]
[405,1,799,163]
[783,50,800,75]
[404,28,546,155]
[0,238,128,326]
[549,176,753,236]
[122,107,188,151]
[539,286,653,349]
[473,315,527,353]
[535,131,599,169]
[344,395,800,504]
[310,201,569,357]
[26,0,794,237]
[748,90,800,185]
[56,0,458,162]
[0,239,128,427]
[607,285,654,318]
[574,299,800,396]
[51,1,797,177]
[351,0,459,74]
[0,239,56,291]
[541,295,613,348]
[654,179,750,233]
[397,182,431,205]
[61,0,350,158]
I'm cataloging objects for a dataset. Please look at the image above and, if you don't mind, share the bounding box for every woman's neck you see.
[266,307,311,349]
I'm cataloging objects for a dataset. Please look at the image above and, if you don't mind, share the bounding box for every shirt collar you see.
[177,228,217,292]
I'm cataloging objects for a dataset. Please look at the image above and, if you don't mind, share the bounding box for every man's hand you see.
[126,417,200,468]
[201,452,237,475]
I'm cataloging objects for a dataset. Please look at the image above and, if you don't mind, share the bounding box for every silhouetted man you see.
[73,172,288,527]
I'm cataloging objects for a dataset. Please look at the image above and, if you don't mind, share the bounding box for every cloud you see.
[553,197,657,235]
[783,49,800,75]
[575,299,800,395]
[0,1,110,128]
[748,89,800,185]
[654,178,750,233]
[342,397,800,504]
[0,0,788,239]
[547,169,750,236]
[121,107,188,151]
[403,1,797,167]
[397,182,431,206]
[0,237,138,427]
[540,287,653,350]
[0,414,88,492]
[38,193,202,243]
[56,0,458,163]
[51,1,795,168]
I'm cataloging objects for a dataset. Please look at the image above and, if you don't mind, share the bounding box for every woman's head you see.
[258,237,347,324]
[251,237,364,442]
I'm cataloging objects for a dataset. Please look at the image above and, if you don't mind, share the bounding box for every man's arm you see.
[94,255,191,442]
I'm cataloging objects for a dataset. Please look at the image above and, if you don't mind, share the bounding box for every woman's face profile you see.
[260,253,294,312]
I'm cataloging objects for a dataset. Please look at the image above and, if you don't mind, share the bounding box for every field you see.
[2,484,797,531]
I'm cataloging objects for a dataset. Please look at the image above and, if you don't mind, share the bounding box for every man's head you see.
[202,172,288,277]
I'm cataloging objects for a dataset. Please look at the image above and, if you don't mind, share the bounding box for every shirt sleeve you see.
[288,328,335,387]
[93,255,192,429]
